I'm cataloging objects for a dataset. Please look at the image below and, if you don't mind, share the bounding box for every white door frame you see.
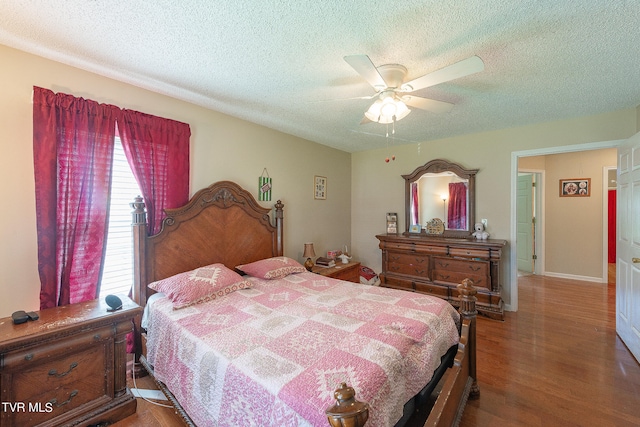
[603,166,617,277]
[509,139,623,312]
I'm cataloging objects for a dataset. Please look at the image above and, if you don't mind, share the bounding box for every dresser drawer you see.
[414,245,448,256]
[449,247,490,259]
[433,257,489,276]
[414,282,450,298]
[9,343,109,426]
[380,241,416,252]
[386,253,429,278]
[433,270,490,289]
[381,275,414,291]
[3,325,113,370]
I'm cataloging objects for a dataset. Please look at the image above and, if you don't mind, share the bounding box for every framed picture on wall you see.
[559,178,591,197]
[314,175,327,200]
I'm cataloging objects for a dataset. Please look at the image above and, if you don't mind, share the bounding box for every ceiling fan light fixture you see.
[393,99,411,121]
[365,97,411,124]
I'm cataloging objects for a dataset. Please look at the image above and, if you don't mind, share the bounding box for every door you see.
[617,132,640,363]
[517,174,534,273]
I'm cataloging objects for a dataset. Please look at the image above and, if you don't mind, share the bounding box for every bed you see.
[130,181,479,427]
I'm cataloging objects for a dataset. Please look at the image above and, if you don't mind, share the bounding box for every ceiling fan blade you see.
[360,116,373,125]
[308,94,376,103]
[349,129,419,143]
[403,56,484,92]
[344,55,388,90]
[403,95,454,114]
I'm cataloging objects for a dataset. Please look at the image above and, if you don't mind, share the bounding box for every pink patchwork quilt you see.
[146,271,460,427]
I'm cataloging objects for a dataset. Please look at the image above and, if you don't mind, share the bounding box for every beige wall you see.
[0,44,351,317]
[351,111,637,308]
[519,149,617,280]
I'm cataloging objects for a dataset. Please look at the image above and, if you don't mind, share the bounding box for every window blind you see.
[100,136,141,297]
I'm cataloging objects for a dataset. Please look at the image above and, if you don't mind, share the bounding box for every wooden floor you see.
[460,265,640,427]
[113,367,184,426]
[114,267,640,426]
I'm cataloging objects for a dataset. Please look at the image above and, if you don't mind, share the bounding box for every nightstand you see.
[0,296,142,427]
[312,261,361,283]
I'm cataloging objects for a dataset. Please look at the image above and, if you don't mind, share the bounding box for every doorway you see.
[516,171,543,276]
[509,139,622,312]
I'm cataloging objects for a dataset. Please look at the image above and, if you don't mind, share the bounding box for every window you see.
[99,136,141,297]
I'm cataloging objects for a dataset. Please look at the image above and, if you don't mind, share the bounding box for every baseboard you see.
[543,271,605,283]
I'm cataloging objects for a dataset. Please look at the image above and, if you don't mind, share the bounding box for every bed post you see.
[131,196,148,307]
[326,382,370,427]
[131,196,148,377]
[275,200,284,256]
[457,278,479,398]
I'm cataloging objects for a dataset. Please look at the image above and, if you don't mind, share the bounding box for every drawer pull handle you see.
[24,353,34,361]
[469,266,482,272]
[49,390,78,408]
[94,334,101,340]
[440,275,450,280]
[49,362,78,378]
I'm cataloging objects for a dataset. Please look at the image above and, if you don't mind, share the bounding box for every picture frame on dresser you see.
[409,224,421,233]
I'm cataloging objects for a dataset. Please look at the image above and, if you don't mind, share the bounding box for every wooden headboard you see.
[131,181,284,308]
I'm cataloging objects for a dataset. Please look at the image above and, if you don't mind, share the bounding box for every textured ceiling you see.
[1,1,639,152]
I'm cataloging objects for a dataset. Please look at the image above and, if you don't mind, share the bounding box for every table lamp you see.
[303,243,316,271]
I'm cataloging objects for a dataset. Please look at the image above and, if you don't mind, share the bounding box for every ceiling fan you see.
[344,54,484,124]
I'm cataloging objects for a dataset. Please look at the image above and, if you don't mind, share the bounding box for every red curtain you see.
[448,182,467,229]
[608,190,617,263]
[118,110,190,235]
[34,88,191,311]
[33,87,119,308]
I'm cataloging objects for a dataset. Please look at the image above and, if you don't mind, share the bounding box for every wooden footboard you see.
[326,279,478,427]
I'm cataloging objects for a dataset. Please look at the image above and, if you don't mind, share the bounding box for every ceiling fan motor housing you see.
[376,64,408,90]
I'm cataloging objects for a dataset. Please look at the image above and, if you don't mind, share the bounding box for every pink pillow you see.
[148,263,251,309]
[236,256,306,279]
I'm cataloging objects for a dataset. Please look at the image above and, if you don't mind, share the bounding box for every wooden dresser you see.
[312,261,361,283]
[377,234,506,320]
[0,296,142,427]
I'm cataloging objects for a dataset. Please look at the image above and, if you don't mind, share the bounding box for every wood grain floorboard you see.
[112,370,184,426]
[460,265,640,427]
[114,266,640,426]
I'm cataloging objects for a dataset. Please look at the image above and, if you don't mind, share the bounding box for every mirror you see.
[402,159,478,238]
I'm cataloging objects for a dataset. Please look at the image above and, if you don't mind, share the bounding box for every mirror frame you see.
[402,159,478,238]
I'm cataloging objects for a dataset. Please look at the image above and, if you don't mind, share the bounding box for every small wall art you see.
[314,175,327,200]
[559,178,590,197]
[259,168,272,201]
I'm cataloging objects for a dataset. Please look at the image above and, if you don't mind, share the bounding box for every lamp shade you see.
[303,243,316,258]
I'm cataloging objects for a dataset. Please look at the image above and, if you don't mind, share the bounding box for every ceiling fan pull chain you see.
[383,123,396,163]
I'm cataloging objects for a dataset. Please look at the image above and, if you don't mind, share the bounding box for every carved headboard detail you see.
[131,180,284,307]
